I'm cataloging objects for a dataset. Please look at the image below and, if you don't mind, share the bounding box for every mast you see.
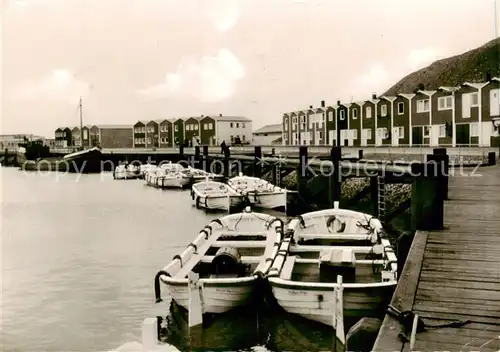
[79,96,84,150]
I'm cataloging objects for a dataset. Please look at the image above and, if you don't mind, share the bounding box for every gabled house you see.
[172,118,185,146]
[184,117,201,146]
[481,76,500,146]
[361,95,377,147]
[325,105,337,146]
[71,127,81,146]
[200,115,216,146]
[290,112,299,146]
[336,101,349,146]
[349,102,362,147]
[282,113,291,146]
[158,119,173,147]
[432,87,458,146]
[213,114,252,145]
[411,90,436,145]
[393,94,414,146]
[133,121,147,148]
[376,96,395,146]
[297,110,307,145]
[454,82,489,146]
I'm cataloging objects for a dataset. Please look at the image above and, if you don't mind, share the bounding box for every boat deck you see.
[374,165,500,351]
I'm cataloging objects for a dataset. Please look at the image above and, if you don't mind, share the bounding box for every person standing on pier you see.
[220,140,226,154]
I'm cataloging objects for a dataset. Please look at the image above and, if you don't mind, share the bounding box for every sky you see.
[1,0,499,138]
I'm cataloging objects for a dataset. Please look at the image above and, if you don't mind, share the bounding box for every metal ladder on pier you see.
[276,160,282,187]
[377,174,386,224]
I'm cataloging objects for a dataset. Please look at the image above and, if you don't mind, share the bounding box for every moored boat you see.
[228,174,289,210]
[113,163,141,180]
[140,163,158,179]
[191,180,244,211]
[153,209,284,324]
[267,205,397,329]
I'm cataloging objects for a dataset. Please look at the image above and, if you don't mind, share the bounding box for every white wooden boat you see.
[228,174,288,210]
[144,162,189,188]
[154,209,284,323]
[140,163,158,179]
[191,180,244,211]
[181,167,223,185]
[268,204,397,329]
[113,163,141,180]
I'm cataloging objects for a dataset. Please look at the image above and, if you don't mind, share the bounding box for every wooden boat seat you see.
[297,233,372,241]
[201,255,262,264]
[211,240,268,248]
[281,256,296,280]
[319,248,356,283]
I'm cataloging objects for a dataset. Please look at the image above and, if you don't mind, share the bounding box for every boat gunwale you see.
[159,212,284,286]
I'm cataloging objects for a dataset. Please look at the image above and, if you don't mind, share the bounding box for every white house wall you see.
[215,120,253,145]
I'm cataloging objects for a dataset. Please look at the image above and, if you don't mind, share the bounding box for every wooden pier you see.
[373,164,500,351]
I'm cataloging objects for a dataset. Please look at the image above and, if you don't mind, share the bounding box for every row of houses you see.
[132,114,252,148]
[54,115,254,148]
[281,76,500,147]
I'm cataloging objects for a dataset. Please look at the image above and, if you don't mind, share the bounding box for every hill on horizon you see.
[384,37,500,96]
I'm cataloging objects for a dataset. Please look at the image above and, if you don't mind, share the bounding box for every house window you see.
[470,122,479,137]
[194,124,198,130]
[366,106,372,118]
[174,125,178,132]
[470,92,479,107]
[300,116,305,123]
[438,96,453,110]
[209,123,213,129]
[352,129,358,139]
[83,130,88,139]
[423,126,431,137]
[364,128,372,139]
[439,124,446,138]
[230,123,234,128]
[381,105,387,117]
[328,111,334,122]
[236,123,240,128]
[339,110,346,120]
[147,137,151,144]
[353,109,358,119]
[242,123,245,128]
[397,126,404,139]
[417,99,430,113]
[284,123,288,131]
[397,102,404,115]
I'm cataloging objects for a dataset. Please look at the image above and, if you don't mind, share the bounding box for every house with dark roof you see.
[253,123,282,145]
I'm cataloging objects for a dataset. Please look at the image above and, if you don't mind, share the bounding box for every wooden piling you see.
[202,146,209,172]
[329,146,342,207]
[223,147,230,180]
[296,146,308,211]
[194,146,201,170]
[358,149,363,160]
[429,148,449,200]
[253,146,262,177]
[488,151,496,165]
[411,161,445,230]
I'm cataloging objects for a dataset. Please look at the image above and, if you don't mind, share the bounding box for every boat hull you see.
[62,148,102,173]
[165,280,257,314]
[113,169,141,180]
[251,192,287,210]
[269,280,395,327]
[193,195,244,211]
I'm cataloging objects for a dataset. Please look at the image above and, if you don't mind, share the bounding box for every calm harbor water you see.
[1,167,336,352]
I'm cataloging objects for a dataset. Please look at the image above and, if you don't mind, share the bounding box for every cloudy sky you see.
[2,0,498,137]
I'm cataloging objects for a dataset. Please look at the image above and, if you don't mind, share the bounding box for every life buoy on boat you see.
[191,189,195,200]
[195,196,201,209]
[212,247,243,276]
[326,215,346,233]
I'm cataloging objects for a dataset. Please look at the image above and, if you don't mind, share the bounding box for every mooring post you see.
[253,146,262,177]
[488,151,496,166]
[411,161,445,230]
[329,146,342,207]
[370,176,379,217]
[179,144,184,163]
[296,146,308,211]
[223,147,231,180]
[203,145,209,172]
[194,145,201,170]
[428,148,449,200]
[358,149,363,160]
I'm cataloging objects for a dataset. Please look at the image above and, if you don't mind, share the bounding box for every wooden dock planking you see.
[374,165,500,351]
